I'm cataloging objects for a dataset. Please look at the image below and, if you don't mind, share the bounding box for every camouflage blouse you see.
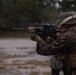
[36,29,76,56]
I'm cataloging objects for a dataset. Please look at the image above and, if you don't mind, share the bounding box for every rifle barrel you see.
[12,28,25,31]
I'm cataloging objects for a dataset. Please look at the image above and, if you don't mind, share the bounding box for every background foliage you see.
[0,0,76,30]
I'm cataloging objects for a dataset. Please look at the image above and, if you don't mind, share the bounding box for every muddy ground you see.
[0,39,63,75]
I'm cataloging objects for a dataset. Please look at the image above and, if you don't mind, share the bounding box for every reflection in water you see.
[0,39,52,75]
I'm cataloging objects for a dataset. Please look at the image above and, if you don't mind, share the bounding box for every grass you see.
[16,47,28,49]
[43,72,51,75]
[1,60,50,69]
[0,59,51,75]
[28,72,39,75]
[25,60,50,66]
[28,71,51,75]
[0,31,30,39]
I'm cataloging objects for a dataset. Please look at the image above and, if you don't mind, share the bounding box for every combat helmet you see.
[56,12,76,28]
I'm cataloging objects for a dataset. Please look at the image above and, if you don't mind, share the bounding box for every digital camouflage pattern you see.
[31,12,76,74]
[56,12,76,28]
[36,26,76,55]
[36,26,76,70]
[36,12,76,56]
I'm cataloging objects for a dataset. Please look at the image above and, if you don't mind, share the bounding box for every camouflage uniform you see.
[36,27,76,55]
[36,26,76,74]
[32,12,76,75]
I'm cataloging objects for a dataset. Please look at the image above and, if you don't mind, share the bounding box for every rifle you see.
[11,23,61,42]
[26,23,61,42]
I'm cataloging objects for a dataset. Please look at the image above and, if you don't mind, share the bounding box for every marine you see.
[31,12,76,75]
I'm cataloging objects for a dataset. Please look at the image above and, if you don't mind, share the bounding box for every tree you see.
[0,0,59,28]
[58,0,76,11]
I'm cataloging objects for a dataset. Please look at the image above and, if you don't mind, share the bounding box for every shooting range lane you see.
[0,39,53,75]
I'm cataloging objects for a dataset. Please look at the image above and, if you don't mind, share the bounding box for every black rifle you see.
[12,23,61,42]
[26,23,61,42]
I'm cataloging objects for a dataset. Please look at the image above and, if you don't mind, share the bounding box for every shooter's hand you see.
[31,34,37,41]
[31,34,46,43]
[31,34,41,41]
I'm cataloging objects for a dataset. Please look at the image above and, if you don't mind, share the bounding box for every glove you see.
[31,34,36,41]
[31,34,41,41]
[31,34,47,44]
[47,36,54,43]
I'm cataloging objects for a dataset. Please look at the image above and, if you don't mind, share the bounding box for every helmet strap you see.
[59,15,76,28]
